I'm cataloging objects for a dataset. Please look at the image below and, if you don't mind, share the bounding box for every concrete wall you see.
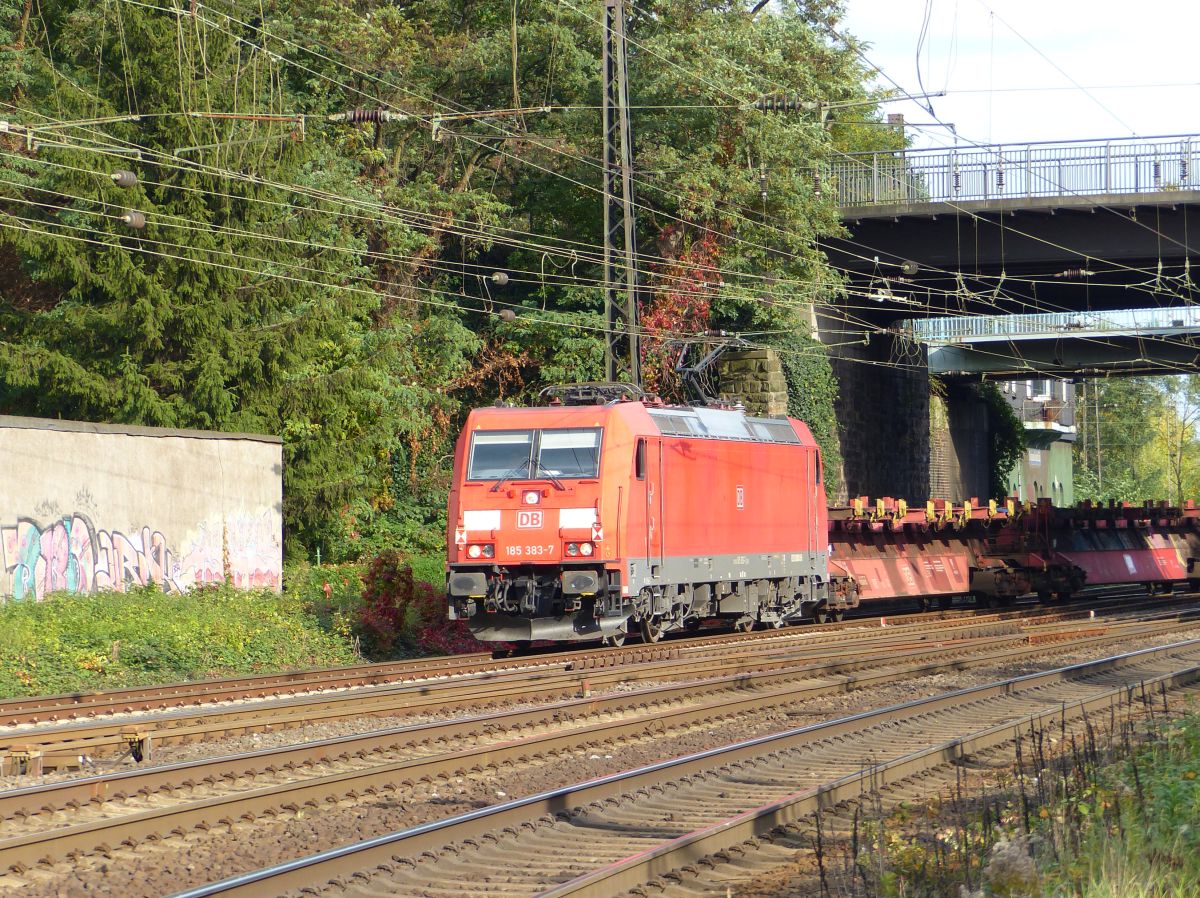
[0,416,283,602]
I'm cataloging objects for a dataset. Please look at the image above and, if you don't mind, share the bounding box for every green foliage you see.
[1036,712,1200,898]
[0,0,889,556]
[285,560,366,645]
[0,585,357,698]
[0,0,482,554]
[358,550,484,657]
[1074,376,1200,505]
[979,382,1025,499]
[776,332,842,487]
[287,550,454,658]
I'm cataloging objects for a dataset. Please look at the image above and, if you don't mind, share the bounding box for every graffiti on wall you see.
[1,514,180,601]
[1,511,281,601]
[179,512,282,591]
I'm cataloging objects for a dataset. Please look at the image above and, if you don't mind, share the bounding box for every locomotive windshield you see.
[468,428,602,481]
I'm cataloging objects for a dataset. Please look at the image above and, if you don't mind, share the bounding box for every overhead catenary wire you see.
[0,206,930,376]
[7,0,1190,379]
[85,0,1161,330]
[6,178,1191,382]
[970,0,1138,137]
[0,137,1152,386]
[4,34,1168,351]
[0,5,1180,429]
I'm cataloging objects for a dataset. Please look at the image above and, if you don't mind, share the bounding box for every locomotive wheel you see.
[602,630,627,648]
[733,617,755,633]
[814,609,831,624]
[832,609,845,623]
[640,617,664,644]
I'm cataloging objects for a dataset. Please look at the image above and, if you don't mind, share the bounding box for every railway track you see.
[0,612,1197,893]
[166,638,1200,898]
[0,585,1173,731]
[2,595,1191,770]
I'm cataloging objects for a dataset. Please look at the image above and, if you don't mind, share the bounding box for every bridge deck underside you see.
[926,335,1200,377]
[827,194,1200,377]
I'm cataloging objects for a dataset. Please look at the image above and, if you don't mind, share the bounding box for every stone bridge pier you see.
[818,320,991,505]
[717,338,990,505]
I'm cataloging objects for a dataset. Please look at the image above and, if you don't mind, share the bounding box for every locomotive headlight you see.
[566,542,579,556]
[523,490,540,505]
[579,542,594,557]
[467,544,483,559]
[483,544,495,558]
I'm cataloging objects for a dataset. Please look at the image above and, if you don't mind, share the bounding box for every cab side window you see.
[635,439,646,480]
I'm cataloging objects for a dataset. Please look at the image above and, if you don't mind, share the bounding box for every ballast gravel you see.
[6,626,1200,898]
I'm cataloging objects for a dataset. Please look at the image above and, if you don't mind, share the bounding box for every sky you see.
[839,0,1200,150]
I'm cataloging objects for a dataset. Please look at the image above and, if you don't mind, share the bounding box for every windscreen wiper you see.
[489,463,532,493]
[489,462,566,492]
[533,463,566,491]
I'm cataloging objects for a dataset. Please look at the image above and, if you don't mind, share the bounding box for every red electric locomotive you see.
[447,386,1200,648]
[446,385,856,645]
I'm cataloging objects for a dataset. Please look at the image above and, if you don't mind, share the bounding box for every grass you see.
[0,584,358,699]
[1044,710,1200,898]
[0,549,451,700]
[838,700,1200,897]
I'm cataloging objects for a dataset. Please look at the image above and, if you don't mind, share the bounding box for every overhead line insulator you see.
[326,109,405,124]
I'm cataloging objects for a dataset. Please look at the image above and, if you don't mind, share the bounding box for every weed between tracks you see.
[791,693,1200,898]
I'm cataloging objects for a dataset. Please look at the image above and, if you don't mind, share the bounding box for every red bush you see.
[640,228,720,401]
[358,550,413,655]
[358,550,495,657]
[409,582,492,655]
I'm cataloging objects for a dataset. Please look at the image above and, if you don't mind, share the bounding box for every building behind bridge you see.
[1000,379,1076,505]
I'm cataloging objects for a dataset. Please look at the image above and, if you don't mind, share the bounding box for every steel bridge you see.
[822,134,1200,377]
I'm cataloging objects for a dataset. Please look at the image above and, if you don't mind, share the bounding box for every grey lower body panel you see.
[467,611,628,643]
[625,550,828,596]
[453,550,836,644]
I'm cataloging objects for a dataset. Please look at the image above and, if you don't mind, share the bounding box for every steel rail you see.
[0,615,1152,823]
[0,614,1060,761]
[162,638,1200,898]
[538,662,1199,897]
[0,585,1168,728]
[2,593,1189,767]
[1,617,1192,884]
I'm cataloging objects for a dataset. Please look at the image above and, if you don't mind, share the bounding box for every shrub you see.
[356,549,490,657]
[0,585,358,698]
[409,580,492,656]
[358,550,414,655]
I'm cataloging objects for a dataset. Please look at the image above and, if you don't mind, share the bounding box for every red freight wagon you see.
[446,392,854,645]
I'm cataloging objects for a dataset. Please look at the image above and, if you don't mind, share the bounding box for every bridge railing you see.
[904,307,1200,345]
[831,134,1200,207]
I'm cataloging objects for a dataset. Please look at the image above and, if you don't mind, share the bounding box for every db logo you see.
[517,510,544,529]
